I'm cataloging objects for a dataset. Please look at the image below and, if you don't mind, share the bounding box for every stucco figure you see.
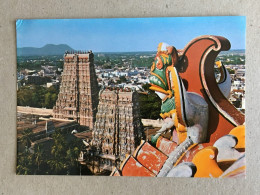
[150,42,208,146]
[111,36,245,178]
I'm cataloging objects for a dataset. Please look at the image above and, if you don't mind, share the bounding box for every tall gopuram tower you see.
[53,51,99,129]
[90,88,143,170]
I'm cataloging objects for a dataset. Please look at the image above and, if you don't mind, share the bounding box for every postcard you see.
[16,16,245,177]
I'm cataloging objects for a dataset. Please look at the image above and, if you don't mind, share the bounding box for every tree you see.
[17,150,34,175]
[117,76,127,84]
[47,129,68,174]
[33,144,44,172]
[227,68,235,74]
[17,128,84,175]
[17,85,58,108]
[139,84,162,119]
[65,146,80,174]
[44,92,52,108]
[20,128,33,148]
[17,86,33,106]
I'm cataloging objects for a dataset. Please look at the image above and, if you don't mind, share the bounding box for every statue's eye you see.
[156,56,163,69]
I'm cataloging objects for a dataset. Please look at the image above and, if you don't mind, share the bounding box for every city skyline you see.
[16,16,246,52]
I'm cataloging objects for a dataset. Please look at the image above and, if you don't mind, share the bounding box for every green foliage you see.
[227,68,235,74]
[17,128,84,175]
[20,128,33,148]
[117,76,127,84]
[139,83,162,119]
[94,52,156,68]
[17,85,59,108]
[17,55,64,71]
[56,61,64,69]
[17,151,34,175]
[33,144,45,172]
[216,54,245,65]
[132,57,154,67]
[47,129,82,175]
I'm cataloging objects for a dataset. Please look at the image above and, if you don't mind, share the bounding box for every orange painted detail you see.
[176,123,187,144]
[178,36,245,144]
[156,136,177,156]
[168,66,186,127]
[159,109,176,119]
[120,155,155,177]
[110,167,121,176]
[229,125,245,149]
[192,146,223,177]
[149,84,168,95]
[157,42,163,52]
[134,141,168,175]
[64,56,73,59]
[165,67,171,90]
[174,142,213,164]
[151,62,155,72]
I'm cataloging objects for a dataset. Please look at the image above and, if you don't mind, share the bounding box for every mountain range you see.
[17,44,74,56]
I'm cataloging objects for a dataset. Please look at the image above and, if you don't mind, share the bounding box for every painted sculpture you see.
[111,35,245,178]
[149,42,209,145]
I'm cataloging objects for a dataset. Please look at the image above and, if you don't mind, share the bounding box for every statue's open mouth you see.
[149,71,174,102]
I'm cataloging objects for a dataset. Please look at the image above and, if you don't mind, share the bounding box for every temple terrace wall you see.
[17,106,53,116]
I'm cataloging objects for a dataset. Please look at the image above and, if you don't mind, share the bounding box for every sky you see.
[16,16,246,52]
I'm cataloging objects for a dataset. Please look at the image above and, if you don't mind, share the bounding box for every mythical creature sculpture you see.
[149,42,210,176]
[111,36,245,178]
[150,42,209,146]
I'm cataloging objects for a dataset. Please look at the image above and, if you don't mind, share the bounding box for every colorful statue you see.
[112,36,245,178]
[150,42,208,147]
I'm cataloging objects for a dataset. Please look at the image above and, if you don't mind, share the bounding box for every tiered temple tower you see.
[53,51,99,129]
[91,88,143,170]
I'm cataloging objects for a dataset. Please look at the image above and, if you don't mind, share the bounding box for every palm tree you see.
[66,147,80,167]
[33,144,44,172]
[47,129,67,174]
[47,159,65,174]
[21,128,33,149]
[16,150,33,175]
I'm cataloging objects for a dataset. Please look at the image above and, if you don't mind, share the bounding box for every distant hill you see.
[17,44,74,56]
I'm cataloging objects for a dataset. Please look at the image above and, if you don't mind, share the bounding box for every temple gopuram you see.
[53,51,99,129]
[111,35,245,178]
[87,88,144,173]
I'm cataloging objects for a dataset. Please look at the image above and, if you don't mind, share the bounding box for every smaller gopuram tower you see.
[91,88,143,170]
[53,51,99,129]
